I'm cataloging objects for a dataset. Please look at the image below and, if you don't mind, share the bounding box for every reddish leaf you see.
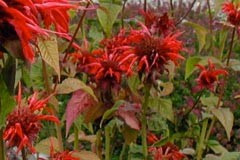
[116,103,141,130]
[66,89,96,135]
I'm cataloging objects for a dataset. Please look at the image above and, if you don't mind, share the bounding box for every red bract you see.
[222,2,240,26]
[0,0,75,62]
[195,60,228,92]
[3,85,59,154]
[125,26,183,74]
[149,143,185,160]
[141,10,175,35]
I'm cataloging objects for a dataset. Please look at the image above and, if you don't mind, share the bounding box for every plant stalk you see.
[196,119,208,160]
[22,148,27,160]
[144,0,147,12]
[0,129,5,160]
[74,124,79,151]
[63,2,90,62]
[105,126,111,160]
[141,87,150,160]
[120,143,128,160]
[42,60,64,152]
[204,27,236,142]
[121,0,127,29]
[176,0,197,26]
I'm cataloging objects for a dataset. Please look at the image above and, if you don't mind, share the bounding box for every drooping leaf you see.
[35,137,59,155]
[201,94,221,108]
[185,56,202,80]
[211,108,234,140]
[22,66,32,88]
[0,75,16,128]
[97,3,122,37]
[66,89,96,135]
[37,36,60,79]
[116,103,141,130]
[184,21,208,53]
[57,78,98,101]
[207,140,228,154]
[149,98,174,123]
[100,100,125,127]
[221,152,240,160]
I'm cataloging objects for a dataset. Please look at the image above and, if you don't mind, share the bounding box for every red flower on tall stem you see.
[195,60,228,92]
[124,25,183,74]
[3,85,59,154]
[222,2,240,26]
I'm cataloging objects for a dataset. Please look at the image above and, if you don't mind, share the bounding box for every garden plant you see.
[0,0,240,159]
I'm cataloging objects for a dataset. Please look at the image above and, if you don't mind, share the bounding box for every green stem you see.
[144,0,147,12]
[204,27,236,143]
[96,130,103,159]
[0,129,5,160]
[42,60,64,152]
[74,124,79,151]
[197,119,208,160]
[142,87,150,160]
[120,143,128,160]
[22,148,27,160]
[105,127,111,160]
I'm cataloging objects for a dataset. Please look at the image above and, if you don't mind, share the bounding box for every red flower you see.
[195,60,228,92]
[147,132,159,145]
[0,0,76,62]
[124,26,183,74]
[80,49,133,89]
[4,85,59,153]
[141,10,175,35]
[222,2,240,26]
[149,143,185,160]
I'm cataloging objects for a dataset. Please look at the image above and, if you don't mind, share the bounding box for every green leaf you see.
[57,78,98,101]
[221,152,240,160]
[201,94,220,108]
[127,74,141,94]
[100,100,125,127]
[149,98,174,123]
[185,56,202,80]
[207,140,228,154]
[37,36,60,79]
[22,66,32,87]
[184,21,208,53]
[211,108,234,140]
[0,75,16,128]
[97,3,122,37]
[228,59,240,71]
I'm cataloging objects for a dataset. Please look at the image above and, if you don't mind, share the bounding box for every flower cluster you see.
[72,12,183,88]
[195,60,228,92]
[0,0,76,62]
[4,86,59,153]
[222,2,240,26]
